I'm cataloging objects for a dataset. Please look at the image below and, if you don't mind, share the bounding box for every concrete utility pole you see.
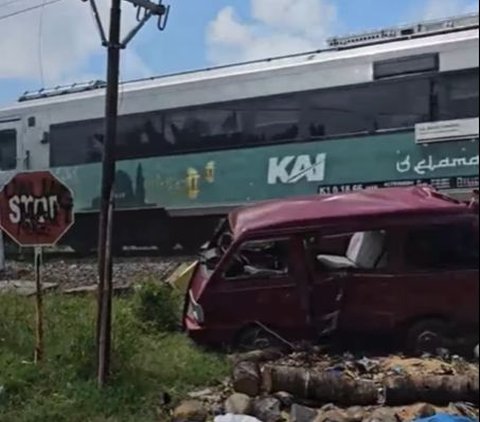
[83,0,170,387]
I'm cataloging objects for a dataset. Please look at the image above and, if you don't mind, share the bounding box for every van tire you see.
[235,326,280,352]
[406,318,449,355]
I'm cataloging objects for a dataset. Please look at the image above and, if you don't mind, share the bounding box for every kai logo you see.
[268,153,327,184]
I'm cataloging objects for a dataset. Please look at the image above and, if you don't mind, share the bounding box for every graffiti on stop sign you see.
[9,194,61,224]
[0,171,74,246]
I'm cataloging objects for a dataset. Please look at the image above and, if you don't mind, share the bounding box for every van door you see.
[0,119,20,175]
[303,233,348,336]
[205,236,311,346]
[304,230,397,337]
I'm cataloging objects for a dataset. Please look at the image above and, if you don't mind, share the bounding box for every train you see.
[0,12,478,254]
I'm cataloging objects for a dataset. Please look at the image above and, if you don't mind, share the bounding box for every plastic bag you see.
[415,414,477,422]
[214,414,262,422]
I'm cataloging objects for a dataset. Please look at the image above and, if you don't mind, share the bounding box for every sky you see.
[0,0,478,107]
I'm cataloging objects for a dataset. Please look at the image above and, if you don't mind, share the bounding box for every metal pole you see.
[0,231,5,272]
[34,246,44,364]
[96,0,121,387]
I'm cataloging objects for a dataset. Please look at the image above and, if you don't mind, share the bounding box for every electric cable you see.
[0,0,28,10]
[0,0,61,22]
[37,0,47,87]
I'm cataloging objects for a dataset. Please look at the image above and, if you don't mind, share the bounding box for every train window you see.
[437,70,479,120]
[165,107,246,150]
[251,97,301,143]
[116,112,169,159]
[373,54,439,79]
[307,87,373,137]
[50,119,104,167]
[307,78,430,137]
[48,74,441,166]
[368,78,430,129]
[0,129,17,170]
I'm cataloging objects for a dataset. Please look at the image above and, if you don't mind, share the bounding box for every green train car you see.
[0,13,478,253]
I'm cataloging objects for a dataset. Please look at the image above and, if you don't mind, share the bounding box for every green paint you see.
[52,131,479,213]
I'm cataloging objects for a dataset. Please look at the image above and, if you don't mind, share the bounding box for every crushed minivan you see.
[182,186,479,353]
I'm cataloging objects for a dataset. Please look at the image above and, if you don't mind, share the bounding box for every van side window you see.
[224,238,290,280]
[305,230,389,272]
[404,223,478,271]
[0,129,17,171]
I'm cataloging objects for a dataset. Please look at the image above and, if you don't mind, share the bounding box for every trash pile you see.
[172,348,479,422]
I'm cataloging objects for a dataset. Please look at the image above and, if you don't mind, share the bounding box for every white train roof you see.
[0,13,478,119]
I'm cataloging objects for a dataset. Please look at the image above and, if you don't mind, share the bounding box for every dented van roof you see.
[229,186,475,238]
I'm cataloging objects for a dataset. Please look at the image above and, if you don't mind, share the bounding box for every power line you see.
[0,0,61,21]
[38,0,46,87]
[0,0,28,10]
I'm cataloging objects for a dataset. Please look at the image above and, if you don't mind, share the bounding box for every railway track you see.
[2,248,196,291]
[5,246,197,262]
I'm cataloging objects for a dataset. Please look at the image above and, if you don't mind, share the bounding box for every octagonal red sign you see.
[0,171,74,247]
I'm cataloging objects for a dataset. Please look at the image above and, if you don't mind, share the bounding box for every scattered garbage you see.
[214,415,261,422]
[182,346,479,422]
[415,413,478,422]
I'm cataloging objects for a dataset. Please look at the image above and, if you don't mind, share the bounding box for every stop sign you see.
[0,171,74,247]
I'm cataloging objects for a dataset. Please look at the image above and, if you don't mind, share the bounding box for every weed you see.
[0,293,229,422]
[132,281,183,333]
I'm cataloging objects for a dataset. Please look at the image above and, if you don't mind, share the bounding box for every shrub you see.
[132,282,182,333]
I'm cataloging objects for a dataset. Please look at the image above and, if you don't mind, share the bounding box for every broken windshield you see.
[201,219,234,270]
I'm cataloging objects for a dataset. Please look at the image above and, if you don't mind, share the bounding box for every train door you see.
[0,119,21,174]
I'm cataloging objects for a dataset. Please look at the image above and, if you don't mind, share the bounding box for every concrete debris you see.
[290,403,319,422]
[363,408,398,422]
[416,404,438,419]
[0,280,59,296]
[185,349,479,421]
[188,388,215,400]
[345,406,367,422]
[225,393,253,415]
[232,361,261,397]
[214,415,261,422]
[251,397,282,422]
[62,284,133,296]
[172,400,208,422]
[316,408,349,422]
[273,391,295,408]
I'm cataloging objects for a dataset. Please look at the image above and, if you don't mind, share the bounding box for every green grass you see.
[0,293,230,422]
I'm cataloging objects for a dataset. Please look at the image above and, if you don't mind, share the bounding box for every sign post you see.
[0,171,74,363]
[34,246,44,363]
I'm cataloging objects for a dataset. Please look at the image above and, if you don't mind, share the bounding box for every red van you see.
[183,186,479,353]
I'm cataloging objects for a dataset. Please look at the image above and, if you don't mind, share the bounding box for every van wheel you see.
[235,326,280,352]
[406,319,449,355]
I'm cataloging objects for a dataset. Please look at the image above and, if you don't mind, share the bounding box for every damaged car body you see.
[183,186,479,353]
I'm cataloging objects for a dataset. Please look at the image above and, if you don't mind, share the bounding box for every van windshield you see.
[200,219,234,270]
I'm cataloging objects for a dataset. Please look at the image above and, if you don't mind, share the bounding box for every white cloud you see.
[206,0,338,65]
[0,0,152,85]
[417,0,479,20]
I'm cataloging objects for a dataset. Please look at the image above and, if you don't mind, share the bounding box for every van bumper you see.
[184,317,233,347]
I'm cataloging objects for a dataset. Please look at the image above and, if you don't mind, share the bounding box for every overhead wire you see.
[0,0,61,22]
[0,0,29,9]
[37,0,47,88]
